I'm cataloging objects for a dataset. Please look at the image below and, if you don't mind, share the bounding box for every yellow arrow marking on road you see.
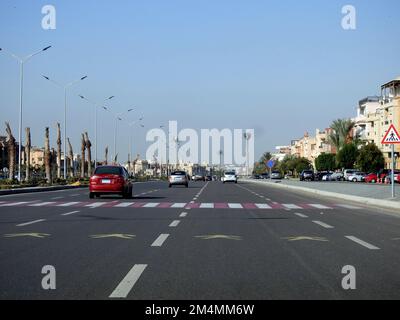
[90,234,136,239]
[282,236,328,242]
[3,233,50,238]
[194,235,242,240]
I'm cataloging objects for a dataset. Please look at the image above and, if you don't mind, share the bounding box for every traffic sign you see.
[381,124,400,144]
[266,160,275,168]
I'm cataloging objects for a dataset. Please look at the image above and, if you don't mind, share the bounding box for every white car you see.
[223,171,237,184]
[348,172,366,182]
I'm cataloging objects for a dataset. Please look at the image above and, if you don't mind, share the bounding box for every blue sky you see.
[1,0,399,162]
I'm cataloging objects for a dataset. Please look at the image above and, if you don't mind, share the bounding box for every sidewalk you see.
[245,178,400,210]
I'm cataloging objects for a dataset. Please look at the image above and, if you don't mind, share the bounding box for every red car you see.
[364,173,378,183]
[89,165,133,199]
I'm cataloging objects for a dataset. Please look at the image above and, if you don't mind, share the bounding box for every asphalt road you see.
[1,179,400,300]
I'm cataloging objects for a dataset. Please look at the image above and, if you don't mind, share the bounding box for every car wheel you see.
[89,192,94,199]
[352,178,357,182]
[169,184,172,188]
[371,179,376,183]
[235,181,238,184]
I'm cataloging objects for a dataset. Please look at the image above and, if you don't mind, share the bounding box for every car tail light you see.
[116,176,124,184]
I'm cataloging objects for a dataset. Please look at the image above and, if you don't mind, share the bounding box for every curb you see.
[245,179,400,210]
[0,185,88,196]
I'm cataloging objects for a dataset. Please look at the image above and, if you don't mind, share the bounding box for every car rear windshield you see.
[171,171,186,175]
[225,172,235,175]
[272,171,280,174]
[94,166,122,175]
[303,171,313,174]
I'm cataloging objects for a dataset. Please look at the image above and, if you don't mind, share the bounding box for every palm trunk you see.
[5,122,16,180]
[84,132,92,176]
[56,123,61,179]
[25,127,31,182]
[67,138,74,178]
[105,146,108,165]
[44,127,51,183]
[81,133,86,178]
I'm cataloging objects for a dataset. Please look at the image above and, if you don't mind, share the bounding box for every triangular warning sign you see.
[381,124,400,144]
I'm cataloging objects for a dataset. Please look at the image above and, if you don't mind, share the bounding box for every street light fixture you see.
[78,94,115,168]
[42,75,88,179]
[0,46,52,181]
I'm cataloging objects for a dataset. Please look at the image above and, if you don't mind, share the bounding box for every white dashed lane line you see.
[345,236,380,250]
[294,212,308,218]
[60,210,80,216]
[169,220,180,227]
[51,196,64,200]
[312,220,334,229]
[17,219,46,227]
[109,264,147,299]
[179,212,188,217]
[151,234,169,247]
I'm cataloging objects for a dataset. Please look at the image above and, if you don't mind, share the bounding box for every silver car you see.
[348,172,366,182]
[169,171,189,188]
[270,171,282,179]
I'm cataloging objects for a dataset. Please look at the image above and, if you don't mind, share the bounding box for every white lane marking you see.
[51,196,64,200]
[312,220,334,229]
[283,204,302,209]
[345,236,380,250]
[255,203,272,209]
[28,202,56,207]
[57,202,80,207]
[228,203,243,209]
[169,220,180,227]
[17,219,46,227]
[70,194,80,197]
[336,204,362,209]
[143,203,159,208]
[265,198,271,201]
[171,203,186,208]
[114,202,133,208]
[61,210,80,216]
[85,202,106,208]
[179,212,188,217]
[0,201,30,207]
[200,203,214,208]
[308,204,332,209]
[151,234,169,247]
[294,212,308,218]
[109,264,147,299]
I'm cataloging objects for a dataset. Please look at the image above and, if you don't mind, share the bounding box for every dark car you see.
[89,165,133,199]
[300,170,315,181]
[205,175,212,181]
[261,173,269,179]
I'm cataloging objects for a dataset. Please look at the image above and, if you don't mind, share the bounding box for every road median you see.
[0,185,88,196]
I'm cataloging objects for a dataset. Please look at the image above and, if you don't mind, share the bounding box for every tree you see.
[67,138,74,178]
[260,152,272,164]
[56,123,62,178]
[5,122,16,180]
[328,118,355,150]
[84,132,92,176]
[104,146,108,165]
[44,127,51,183]
[336,143,359,169]
[315,153,337,171]
[295,157,312,174]
[356,143,384,173]
[80,133,86,178]
[25,127,31,182]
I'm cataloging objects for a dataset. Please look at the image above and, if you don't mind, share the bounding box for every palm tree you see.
[44,127,51,183]
[56,123,62,178]
[260,152,272,164]
[80,133,86,178]
[5,122,16,180]
[328,118,355,151]
[25,127,31,182]
[67,138,74,178]
[84,132,92,176]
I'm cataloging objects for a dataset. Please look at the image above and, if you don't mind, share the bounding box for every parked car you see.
[300,170,315,181]
[348,172,367,182]
[270,170,282,179]
[223,171,237,184]
[364,173,378,183]
[252,174,261,179]
[261,173,269,179]
[322,173,333,181]
[192,174,205,181]
[383,170,400,183]
[343,169,359,181]
[315,171,333,181]
[169,171,189,187]
[205,175,212,181]
[329,171,344,181]
[89,165,133,199]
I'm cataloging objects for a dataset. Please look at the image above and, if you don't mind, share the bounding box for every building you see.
[272,145,291,162]
[353,96,381,141]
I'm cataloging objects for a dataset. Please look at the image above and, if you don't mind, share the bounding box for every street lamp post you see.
[78,95,115,168]
[1,46,52,182]
[42,75,88,179]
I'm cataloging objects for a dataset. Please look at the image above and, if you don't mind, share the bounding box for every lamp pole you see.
[42,75,88,179]
[1,46,52,182]
[78,95,115,168]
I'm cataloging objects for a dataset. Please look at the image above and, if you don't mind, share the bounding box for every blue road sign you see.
[266,160,275,168]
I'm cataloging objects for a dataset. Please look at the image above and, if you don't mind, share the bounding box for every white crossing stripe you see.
[294,212,308,218]
[143,203,159,208]
[57,202,80,207]
[345,236,380,250]
[200,203,214,208]
[169,220,180,227]
[171,203,186,208]
[61,210,80,216]
[312,220,334,229]
[228,203,243,209]
[308,204,332,209]
[85,202,106,208]
[179,212,188,217]
[28,202,56,207]
[283,204,302,209]
[17,219,46,227]
[109,264,147,298]
[0,202,30,207]
[151,234,169,247]
[255,203,272,209]
[336,204,362,209]
[114,202,133,208]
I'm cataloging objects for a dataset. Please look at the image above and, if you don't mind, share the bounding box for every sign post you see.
[381,124,400,198]
[266,159,275,180]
